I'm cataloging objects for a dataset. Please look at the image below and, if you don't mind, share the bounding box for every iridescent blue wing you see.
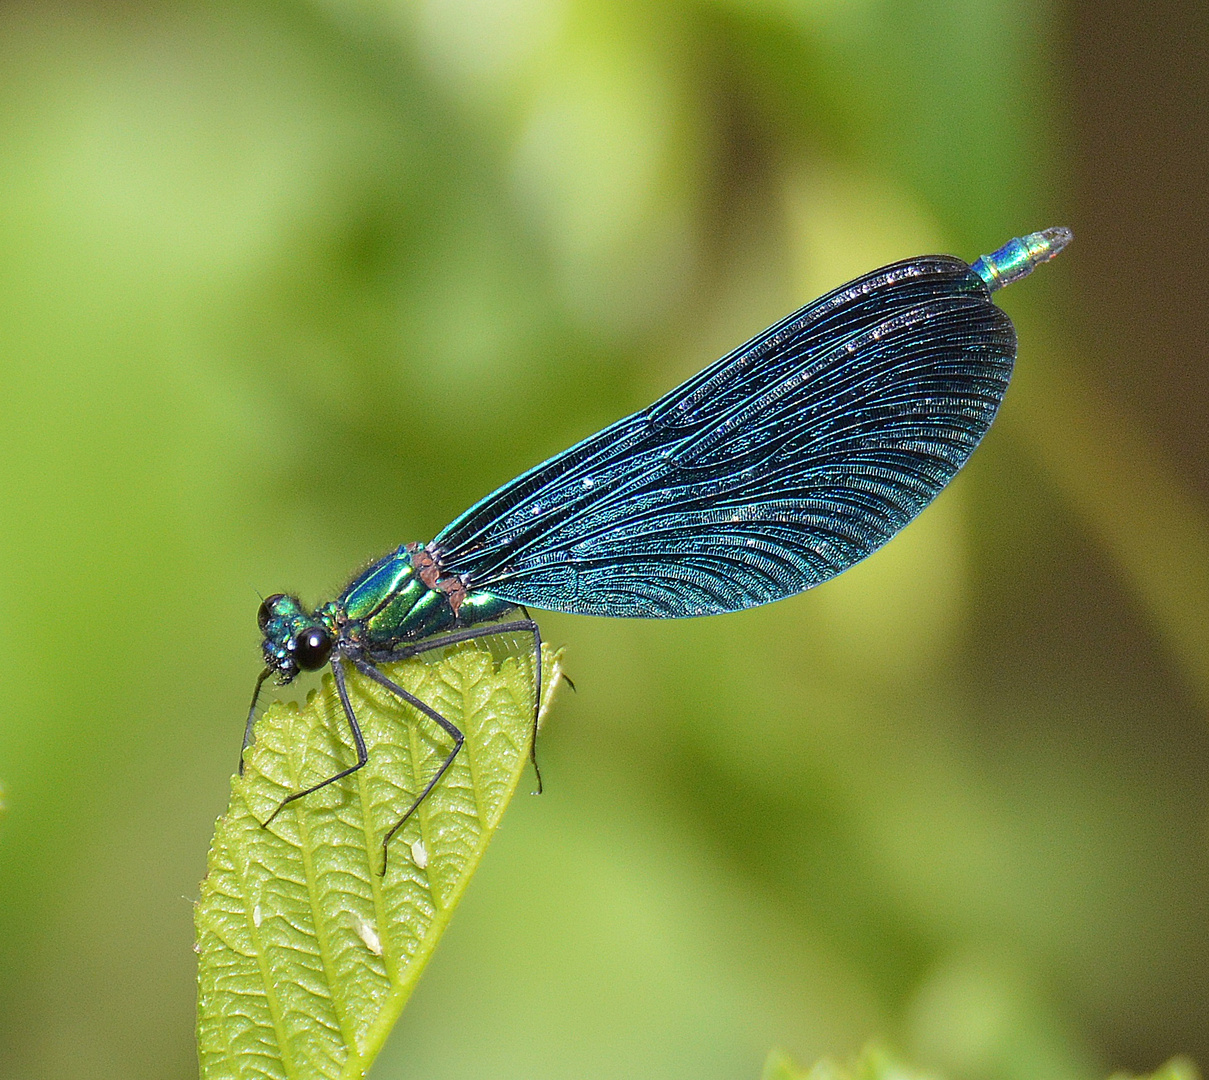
[433,255,1015,617]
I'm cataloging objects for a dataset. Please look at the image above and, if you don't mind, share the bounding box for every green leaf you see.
[762,1047,1201,1080]
[762,1048,812,1080]
[195,641,564,1080]
[761,1046,945,1080]
[1111,1061,1202,1080]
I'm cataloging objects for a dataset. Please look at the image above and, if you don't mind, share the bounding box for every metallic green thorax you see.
[259,544,514,682]
[339,547,513,649]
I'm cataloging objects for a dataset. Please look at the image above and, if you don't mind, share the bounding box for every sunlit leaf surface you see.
[196,642,563,1080]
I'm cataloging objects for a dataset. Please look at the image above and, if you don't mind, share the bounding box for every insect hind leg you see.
[372,619,545,794]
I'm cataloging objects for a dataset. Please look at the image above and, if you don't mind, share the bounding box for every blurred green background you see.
[0,0,1206,1078]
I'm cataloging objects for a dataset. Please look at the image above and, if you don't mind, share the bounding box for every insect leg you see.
[348,657,464,875]
[239,667,271,775]
[262,658,369,826]
[375,619,544,793]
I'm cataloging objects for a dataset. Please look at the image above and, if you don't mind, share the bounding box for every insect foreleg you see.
[262,658,369,826]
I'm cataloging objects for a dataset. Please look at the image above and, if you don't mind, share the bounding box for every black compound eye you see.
[258,594,287,633]
[294,627,332,671]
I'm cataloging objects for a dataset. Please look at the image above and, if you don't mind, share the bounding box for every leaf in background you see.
[762,1047,1201,1080]
[1110,1061,1203,1080]
[196,641,564,1080]
[762,1048,812,1080]
[762,1045,941,1080]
